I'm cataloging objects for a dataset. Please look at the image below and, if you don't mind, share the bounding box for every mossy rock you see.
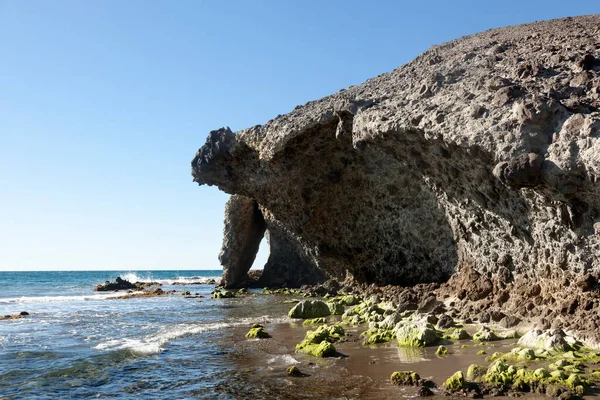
[340,295,360,306]
[395,321,441,347]
[245,327,271,339]
[361,327,395,345]
[327,302,345,315]
[295,324,345,357]
[444,328,471,341]
[444,371,467,391]
[472,326,500,342]
[211,290,236,299]
[296,339,337,357]
[436,345,449,356]
[251,323,264,329]
[303,317,327,326]
[477,350,486,355]
[390,371,420,386]
[466,364,487,382]
[485,360,515,387]
[288,300,331,319]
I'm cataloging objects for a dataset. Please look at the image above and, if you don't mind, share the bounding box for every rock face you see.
[192,15,600,289]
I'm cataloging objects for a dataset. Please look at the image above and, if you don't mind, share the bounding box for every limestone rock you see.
[192,16,600,290]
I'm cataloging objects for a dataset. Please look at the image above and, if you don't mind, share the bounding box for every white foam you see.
[0,293,127,304]
[94,316,288,355]
[120,272,154,283]
[266,354,300,365]
[120,272,221,285]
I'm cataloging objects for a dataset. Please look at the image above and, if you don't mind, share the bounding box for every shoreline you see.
[208,284,600,399]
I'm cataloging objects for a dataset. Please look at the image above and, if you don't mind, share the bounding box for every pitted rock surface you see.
[193,15,600,289]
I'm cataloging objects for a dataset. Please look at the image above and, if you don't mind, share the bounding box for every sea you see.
[0,270,296,399]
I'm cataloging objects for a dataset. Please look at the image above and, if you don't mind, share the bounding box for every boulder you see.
[395,321,441,347]
[94,277,137,291]
[288,300,331,319]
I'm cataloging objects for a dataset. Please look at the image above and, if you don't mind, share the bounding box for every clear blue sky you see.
[0,1,596,271]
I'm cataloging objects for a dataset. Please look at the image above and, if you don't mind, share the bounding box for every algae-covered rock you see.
[444,371,467,391]
[477,350,486,355]
[361,327,395,345]
[501,330,520,339]
[486,360,515,387]
[340,295,360,306]
[390,371,420,386]
[518,329,574,352]
[288,300,331,319]
[473,326,500,342]
[303,317,327,326]
[251,323,263,329]
[395,321,441,347]
[436,345,449,356]
[443,328,471,341]
[378,312,403,330]
[466,364,487,382]
[245,327,271,339]
[212,289,236,299]
[286,365,304,377]
[327,302,345,315]
[295,324,345,357]
[313,341,336,357]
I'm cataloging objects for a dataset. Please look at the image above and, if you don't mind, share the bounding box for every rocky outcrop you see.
[219,195,266,288]
[192,16,600,290]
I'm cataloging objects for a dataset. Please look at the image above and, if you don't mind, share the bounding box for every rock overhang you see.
[192,15,600,288]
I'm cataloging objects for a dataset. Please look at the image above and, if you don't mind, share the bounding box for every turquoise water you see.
[0,270,287,399]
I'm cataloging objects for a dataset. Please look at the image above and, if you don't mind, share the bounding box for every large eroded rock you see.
[193,15,600,288]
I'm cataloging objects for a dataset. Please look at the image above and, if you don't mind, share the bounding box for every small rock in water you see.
[286,365,305,377]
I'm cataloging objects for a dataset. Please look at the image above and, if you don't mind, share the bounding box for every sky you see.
[0,1,597,271]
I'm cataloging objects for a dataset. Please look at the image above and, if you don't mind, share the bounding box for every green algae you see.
[390,371,420,386]
[211,289,236,299]
[444,371,467,391]
[360,327,395,345]
[443,328,471,341]
[477,349,486,355]
[245,327,271,339]
[327,302,345,315]
[466,364,487,382]
[436,345,449,356]
[302,317,327,326]
[295,324,345,357]
[472,326,500,342]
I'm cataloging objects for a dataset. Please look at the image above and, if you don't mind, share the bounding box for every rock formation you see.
[192,15,600,291]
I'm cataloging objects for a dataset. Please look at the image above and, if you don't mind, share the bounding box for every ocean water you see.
[0,270,292,399]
